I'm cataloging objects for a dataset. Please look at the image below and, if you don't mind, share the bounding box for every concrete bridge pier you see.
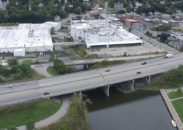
[79,91,82,98]
[129,80,135,91]
[102,85,110,97]
[146,76,151,84]
[84,64,89,70]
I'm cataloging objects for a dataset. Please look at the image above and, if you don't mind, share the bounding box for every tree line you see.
[0,59,35,83]
[0,0,92,23]
[107,0,183,14]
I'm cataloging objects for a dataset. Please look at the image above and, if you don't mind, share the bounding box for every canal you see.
[85,88,177,130]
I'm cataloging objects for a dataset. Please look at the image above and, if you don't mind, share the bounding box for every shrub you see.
[8,59,18,66]
[53,59,74,75]
[177,88,182,97]
[7,126,17,130]
[26,121,35,130]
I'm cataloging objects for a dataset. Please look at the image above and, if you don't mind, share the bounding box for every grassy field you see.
[172,99,183,122]
[137,85,160,90]
[22,60,32,65]
[47,66,57,76]
[0,99,61,129]
[22,60,41,65]
[72,45,86,58]
[89,60,127,69]
[168,91,183,99]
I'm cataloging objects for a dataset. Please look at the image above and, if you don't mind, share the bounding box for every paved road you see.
[31,63,52,78]
[133,31,179,54]
[171,96,183,102]
[29,54,163,69]
[1,53,183,106]
[64,54,163,65]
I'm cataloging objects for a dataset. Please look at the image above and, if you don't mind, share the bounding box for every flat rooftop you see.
[71,18,143,48]
[0,22,60,52]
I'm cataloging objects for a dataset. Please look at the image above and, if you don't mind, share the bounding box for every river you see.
[86,88,177,130]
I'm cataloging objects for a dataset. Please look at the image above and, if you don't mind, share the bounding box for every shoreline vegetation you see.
[39,93,91,130]
[137,65,183,90]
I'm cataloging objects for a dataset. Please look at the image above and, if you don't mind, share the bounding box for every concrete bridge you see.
[1,53,183,106]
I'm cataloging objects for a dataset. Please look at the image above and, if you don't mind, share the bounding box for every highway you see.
[1,53,183,106]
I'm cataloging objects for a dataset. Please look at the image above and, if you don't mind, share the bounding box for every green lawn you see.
[22,60,32,65]
[72,45,86,58]
[172,99,183,122]
[47,66,57,76]
[0,99,61,129]
[89,60,127,69]
[137,85,160,90]
[168,91,183,99]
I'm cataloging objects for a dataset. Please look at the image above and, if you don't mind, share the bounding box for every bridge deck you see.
[1,53,183,106]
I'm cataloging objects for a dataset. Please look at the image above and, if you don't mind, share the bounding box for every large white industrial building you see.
[71,18,143,48]
[0,22,60,56]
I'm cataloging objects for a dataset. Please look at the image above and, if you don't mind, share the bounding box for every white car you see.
[165,54,174,58]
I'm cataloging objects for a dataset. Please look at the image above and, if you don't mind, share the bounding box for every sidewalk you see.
[17,98,70,130]
[171,96,183,102]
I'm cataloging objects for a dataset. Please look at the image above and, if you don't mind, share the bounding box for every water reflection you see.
[85,88,177,130]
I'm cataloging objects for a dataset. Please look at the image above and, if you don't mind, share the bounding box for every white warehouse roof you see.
[71,19,143,48]
[0,22,60,53]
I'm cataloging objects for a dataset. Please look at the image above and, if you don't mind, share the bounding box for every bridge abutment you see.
[84,64,89,70]
[102,85,110,97]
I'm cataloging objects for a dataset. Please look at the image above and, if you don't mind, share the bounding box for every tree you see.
[177,88,182,97]
[94,14,100,19]
[8,59,18,66]
[159,33,169,42]
[7,126,17,130]
[53,59,73,75]
[11,65,22,74]
[21,63,33,77]
[156,24,172,31]
[26,121,35,130]
[68,93,91,130]
[74,7,82,14]
[50,27,55,35]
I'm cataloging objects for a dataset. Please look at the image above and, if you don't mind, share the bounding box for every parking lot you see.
[87,40,165,57]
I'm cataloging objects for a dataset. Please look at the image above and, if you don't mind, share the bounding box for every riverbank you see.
[39,93,90,130]
[160,89,183,130]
